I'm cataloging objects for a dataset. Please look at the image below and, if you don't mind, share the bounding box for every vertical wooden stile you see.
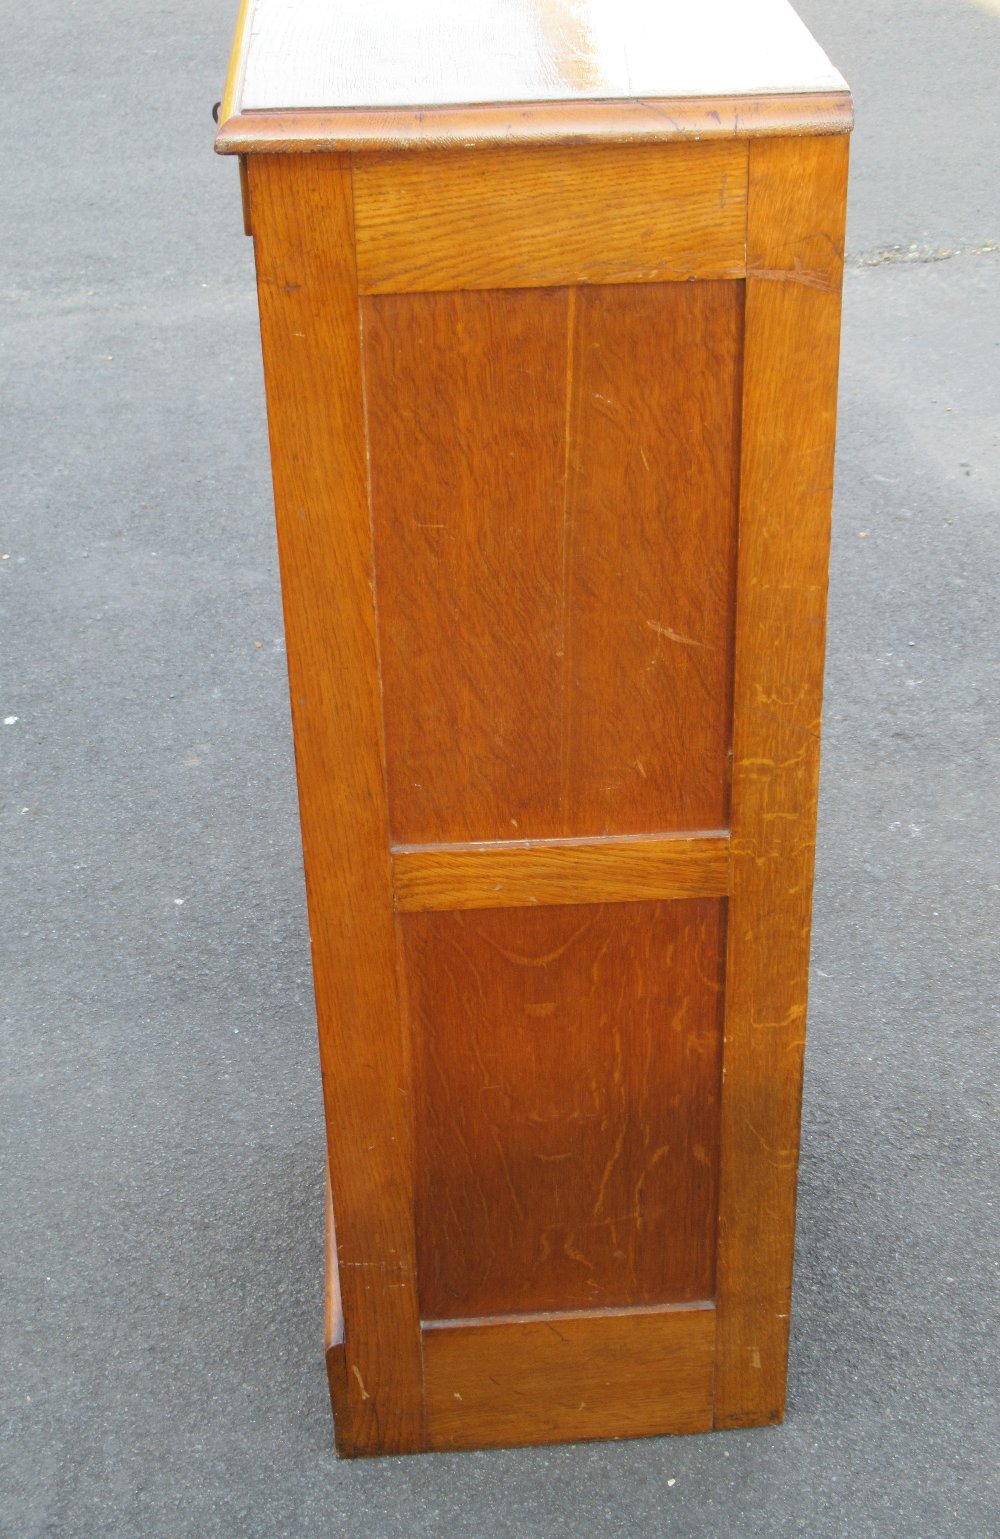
[249,153,424,1455]
[715,134,850,1428]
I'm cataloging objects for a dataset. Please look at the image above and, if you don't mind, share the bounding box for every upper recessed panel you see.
[237,0,847,113]
[365,280,742,845]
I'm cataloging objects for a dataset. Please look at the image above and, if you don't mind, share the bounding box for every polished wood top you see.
[217,0,851,153]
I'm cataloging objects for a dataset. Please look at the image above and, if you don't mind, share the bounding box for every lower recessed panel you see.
[402,899,725,1322]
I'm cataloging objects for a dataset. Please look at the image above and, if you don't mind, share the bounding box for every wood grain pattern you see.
[423,1305,715,1450]
[216,93,853,156]
[403,900,725,1320]
[714,133,849,1429]
[392,832,729,913]
[227,0,848,114]
[559,281,742,835]
[366,285,566,844]
[365,281,741,844]
[248,153,424,1457]
[353,143,746,294]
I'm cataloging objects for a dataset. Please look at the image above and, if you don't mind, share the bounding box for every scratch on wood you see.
[471,914,597,968]
[591,1029,626,1219]
[744,1120,796,1166]
[488,1126,526,1221]
[632,1143,672,1222]
[646,619,710,650]
[562,1230,596,1271]
[750,1004,806,1032]
[747,261,835,292]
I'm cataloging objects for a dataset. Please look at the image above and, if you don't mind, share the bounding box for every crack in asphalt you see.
[848,240,1000,268]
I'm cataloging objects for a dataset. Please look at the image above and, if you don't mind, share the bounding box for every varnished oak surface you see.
[715,133,849,1428]
[249,153,425,1456]
[216,0,851,152]
[216,95,853,155]
[423,1306,715,1450]
[405,900,725,1319]
[366,281,741,844]
[353,142,746,293]
[392,832,729,913]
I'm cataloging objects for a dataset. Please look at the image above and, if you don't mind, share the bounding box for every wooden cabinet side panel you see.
[715,134,849,1428]
[248,153,424,1455]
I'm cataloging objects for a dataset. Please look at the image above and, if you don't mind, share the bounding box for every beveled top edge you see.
[220,0,849,129]
[215,90,853,156]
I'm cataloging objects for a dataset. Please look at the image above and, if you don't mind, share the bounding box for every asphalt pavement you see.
[2,2,998,1535]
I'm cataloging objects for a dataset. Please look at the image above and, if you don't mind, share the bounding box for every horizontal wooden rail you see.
[422,1303,715,1450]
[353,141,746,295]
[391,831,729,913]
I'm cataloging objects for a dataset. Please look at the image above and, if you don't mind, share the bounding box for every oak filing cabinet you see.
[216,0,852,1457]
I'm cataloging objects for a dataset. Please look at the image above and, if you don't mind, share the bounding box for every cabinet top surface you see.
[225,0,847,113]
